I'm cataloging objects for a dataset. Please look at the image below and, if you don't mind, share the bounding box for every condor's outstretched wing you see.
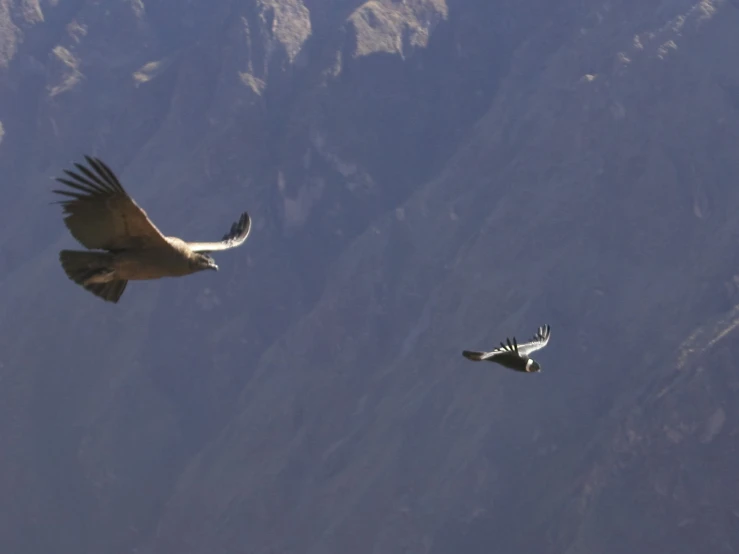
[462,336,520,361]
[516,324,551,357]
[187,212,251,253]
[53,156,170,251]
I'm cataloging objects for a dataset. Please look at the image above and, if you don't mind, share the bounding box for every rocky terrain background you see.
[0,0,738,552]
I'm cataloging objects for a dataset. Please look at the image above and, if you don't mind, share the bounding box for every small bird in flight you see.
[462,324,551,373]
[54,155,252,303]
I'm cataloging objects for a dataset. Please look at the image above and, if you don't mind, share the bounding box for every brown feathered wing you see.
[53,156,171,251]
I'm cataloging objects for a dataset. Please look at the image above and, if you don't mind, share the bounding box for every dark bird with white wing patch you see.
[462,324,551,373]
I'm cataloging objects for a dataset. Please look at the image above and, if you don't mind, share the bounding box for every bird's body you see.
[114,246,194,280]
[66,244,197,282]
[462,324,551,373]
[54,156,252,303]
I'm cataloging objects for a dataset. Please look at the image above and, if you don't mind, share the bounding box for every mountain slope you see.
[0,1,738,553]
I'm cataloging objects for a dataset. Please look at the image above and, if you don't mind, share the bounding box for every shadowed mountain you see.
[0,1,738,553]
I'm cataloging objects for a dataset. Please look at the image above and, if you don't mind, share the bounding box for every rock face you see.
[1,0,739,552]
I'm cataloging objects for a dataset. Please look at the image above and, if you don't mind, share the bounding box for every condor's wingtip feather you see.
[85,155,125,192]
[70,164,111,191]
[54,156,128,202]
[221,211,251,242]
[55,175,105,196]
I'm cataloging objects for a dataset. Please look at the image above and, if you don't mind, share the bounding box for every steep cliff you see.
[0,1,738,553]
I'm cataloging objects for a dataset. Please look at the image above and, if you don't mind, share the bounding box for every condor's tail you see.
[59,250,127,303]
[462,350,487,361]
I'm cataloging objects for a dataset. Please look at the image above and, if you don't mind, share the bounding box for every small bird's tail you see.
[462,350,486,361]
[59,250,127,303]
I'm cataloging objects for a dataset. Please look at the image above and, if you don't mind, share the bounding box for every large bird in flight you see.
[54,156,251,303]
[462,324,551,373]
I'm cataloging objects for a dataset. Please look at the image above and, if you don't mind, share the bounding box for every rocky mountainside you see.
[1,0,738,552]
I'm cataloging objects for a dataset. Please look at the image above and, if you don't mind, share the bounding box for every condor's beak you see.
[209,263,219,271]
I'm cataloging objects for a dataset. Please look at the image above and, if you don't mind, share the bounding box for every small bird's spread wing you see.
[516,324,551,357]
[53,156,170,251]
[187,212,252,253]
[462,337,520,361]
